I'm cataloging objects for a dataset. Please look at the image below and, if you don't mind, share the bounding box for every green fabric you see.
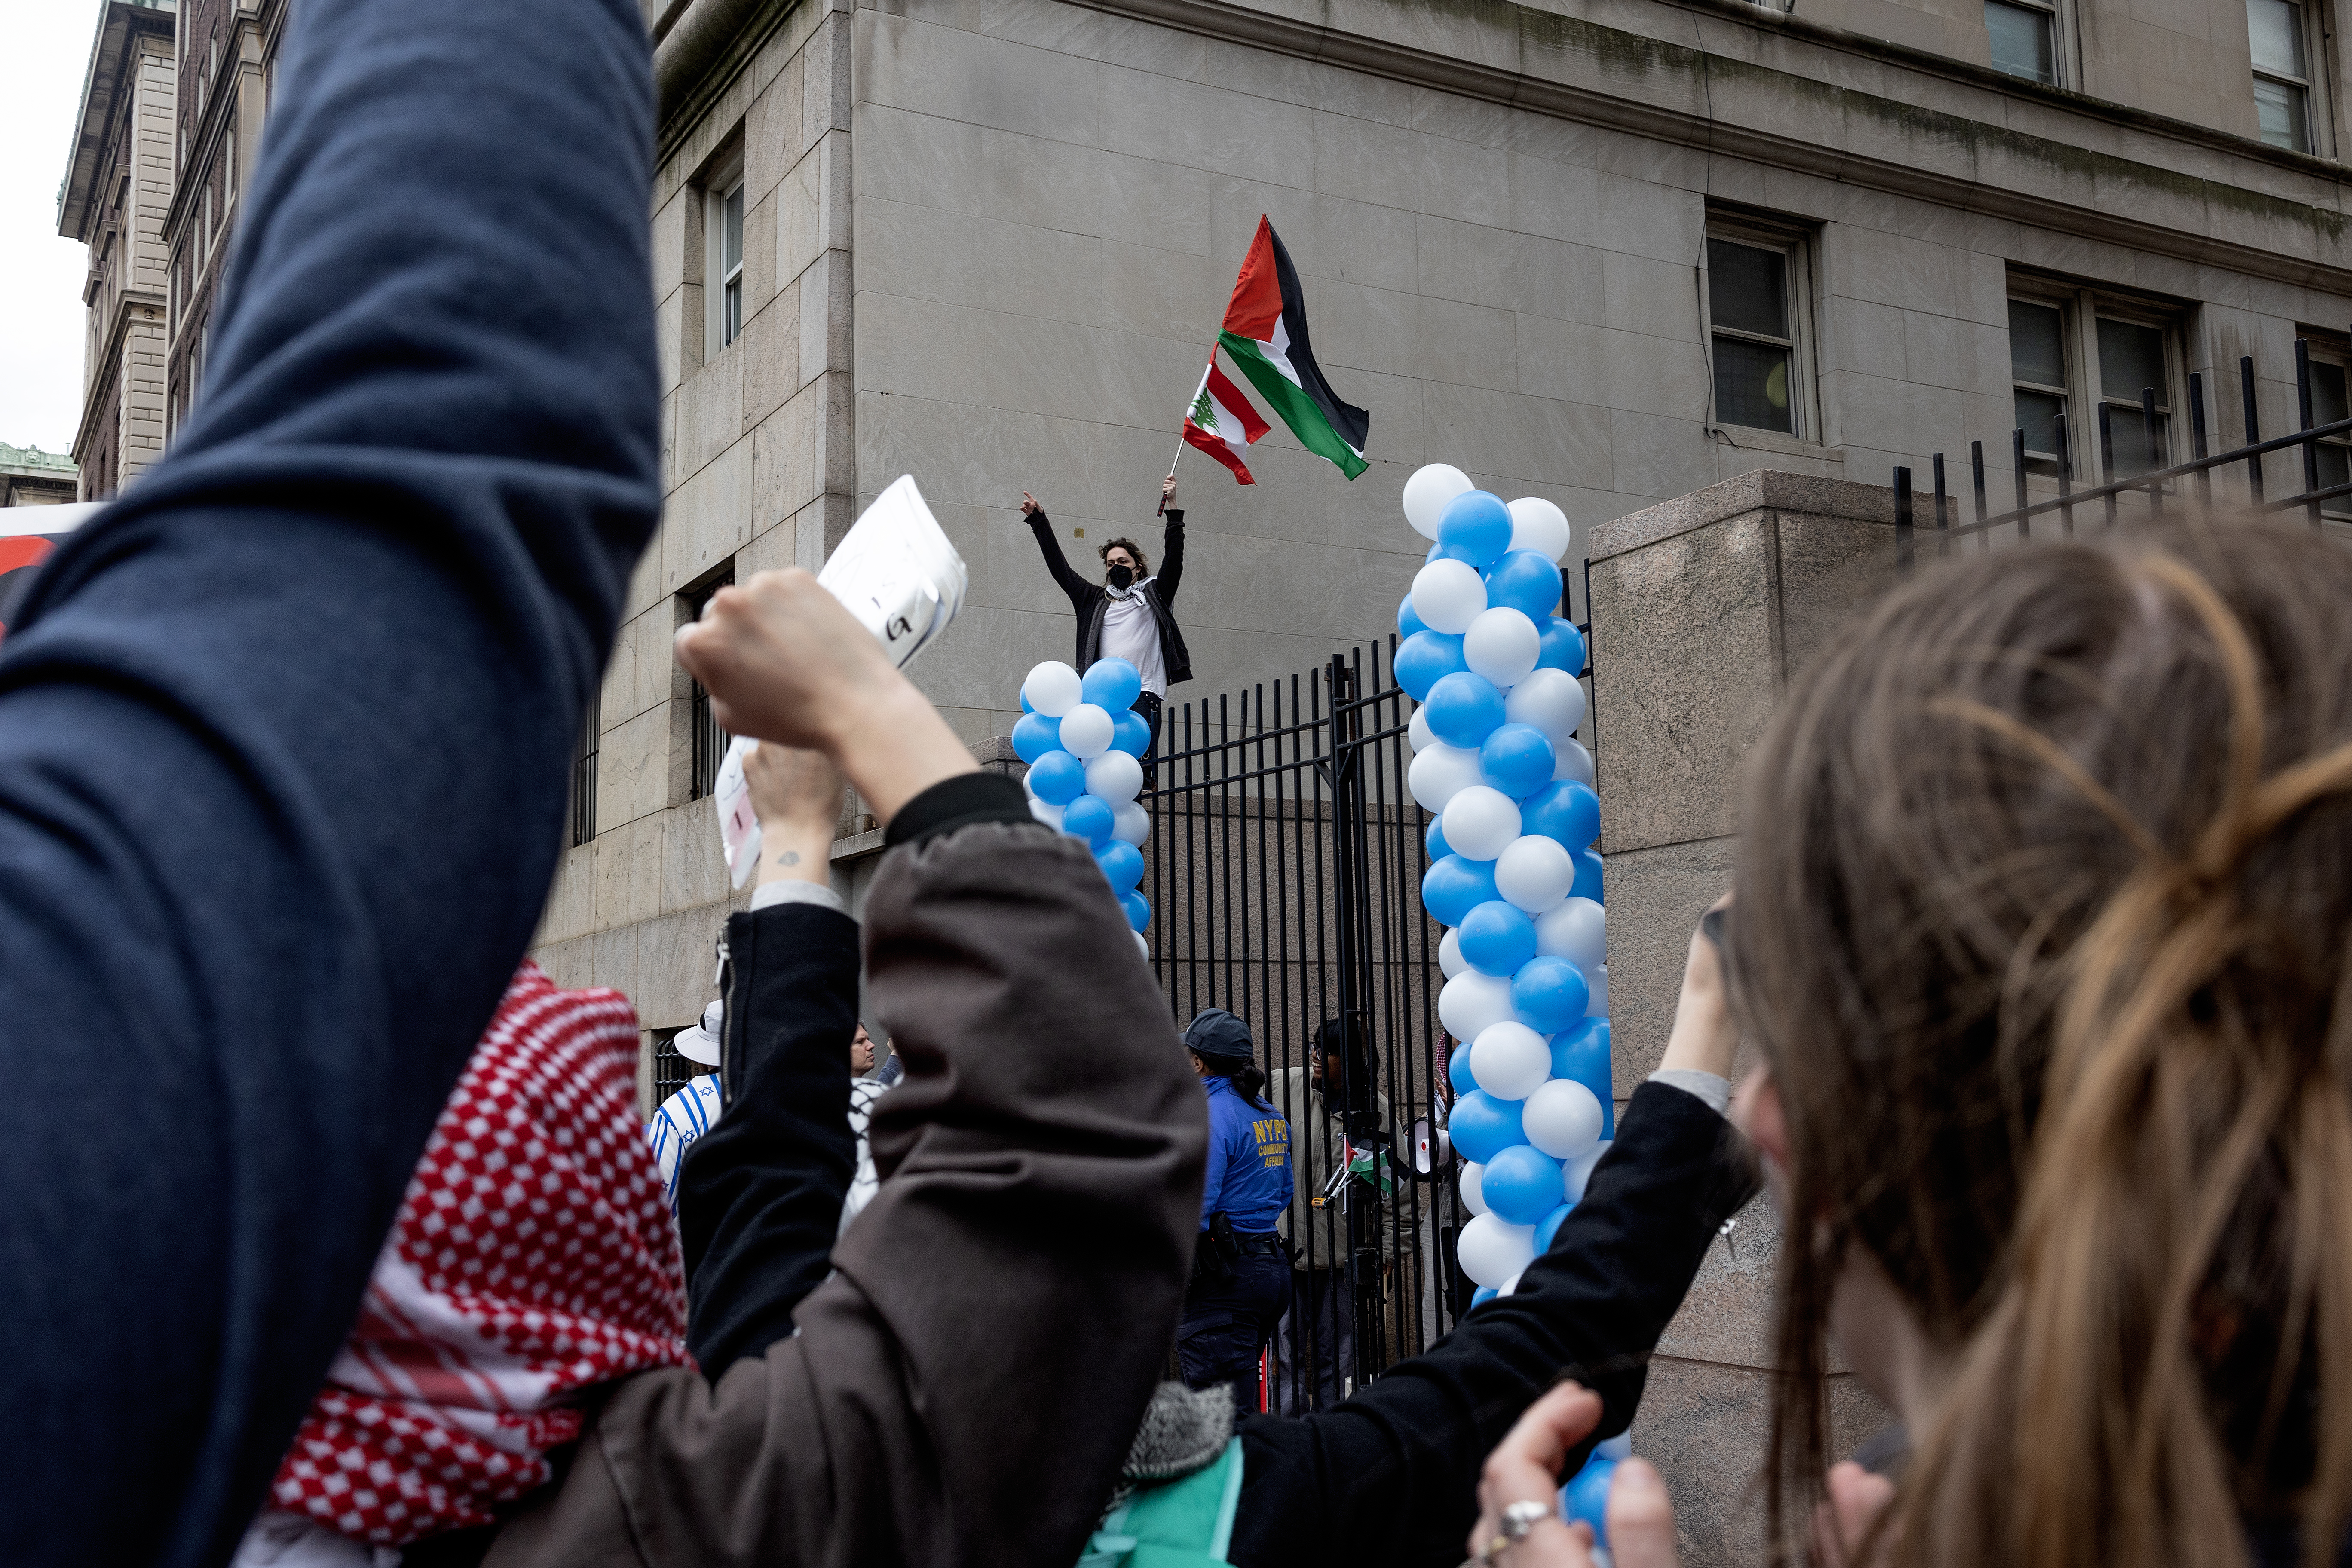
[1217,331,1370,478]
[1075,1439,1246,1568]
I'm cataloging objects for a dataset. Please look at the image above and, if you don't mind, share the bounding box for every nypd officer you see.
[1177,1008,1294,1415]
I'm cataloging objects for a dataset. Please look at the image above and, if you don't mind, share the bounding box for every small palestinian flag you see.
[1217,217,1369,479]
[1182,351,1272,484]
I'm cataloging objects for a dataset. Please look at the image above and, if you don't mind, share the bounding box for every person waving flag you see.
[1217,216,1370,479]
[1182,350,1274,484]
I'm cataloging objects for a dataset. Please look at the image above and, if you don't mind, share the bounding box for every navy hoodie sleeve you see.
[0,1,658,1564]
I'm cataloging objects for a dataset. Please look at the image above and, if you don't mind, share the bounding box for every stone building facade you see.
[162,0,285,438]
[0,447,81,509]
[59,0,178,502]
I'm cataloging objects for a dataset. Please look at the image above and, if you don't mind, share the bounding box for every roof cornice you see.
[57,0,177,242]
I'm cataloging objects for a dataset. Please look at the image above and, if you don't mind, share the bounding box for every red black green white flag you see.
[1182,350,1273,484]
[1217,217,1370,479]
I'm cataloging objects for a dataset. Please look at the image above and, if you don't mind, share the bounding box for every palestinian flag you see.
[1182,351,1272,484]
[1217,217,1369,479]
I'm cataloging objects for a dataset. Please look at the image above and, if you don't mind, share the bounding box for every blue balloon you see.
[1426,815,1453,862]
[1448,1090,1525,1164]
[1519,781,1600,851]
[1021,689,1035,714]
[1012,711,1063,764]
[1512,955,1591,1034]
[1550,1019,1614,1138]
[1096,838,1145,894]
[1483,1142,1565,1225]
[1082,658,1144,712]
[1061,792,1115,846]
[1394,631,1468,701]
[1535,1200,1575,1253]
[1436,490,1513,569]
[1470,1285,1499,1310]
[1458,900,1537,977]
[1398,593,1430,640]
[1480,723,1557,799]
[1571,848,1604,903]
[1121,890,1151,932]
[1538,616,1587,676]
[1110,708,1152,756]
[1485,550,1565,619]
[1028,750,1087,805]
[1426,539,1447,565]
[1562,1456,1618,1548]
[1449,1042,1477,1096]
[1424,671,1506,748]
[1421,854,1501,928]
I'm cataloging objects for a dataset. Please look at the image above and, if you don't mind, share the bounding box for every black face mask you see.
[1106,564,1134,590]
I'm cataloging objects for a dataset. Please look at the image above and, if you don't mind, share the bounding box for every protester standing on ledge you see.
[1178,1008,1292,1417]
[1020,477,1191,779]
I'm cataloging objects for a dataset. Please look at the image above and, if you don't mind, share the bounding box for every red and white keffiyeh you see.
[266,961,693,1545]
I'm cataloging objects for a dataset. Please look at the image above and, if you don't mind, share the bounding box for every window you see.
[2305,341,2352,518]
[684,568,734,800]
[1703,220,1816,439]
[650,1027,704,1105]
[704,162,746,359]
[569,696,600,846]
[1986,0,2058,83]
[2248,0,2314,152]
[2006,278,2184,484]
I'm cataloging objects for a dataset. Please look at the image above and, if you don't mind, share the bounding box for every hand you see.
[1813,1462,1897,1568]
[1161,476,1176,504]
[1469,1382,1682,1568]
[673,569,974,827]
[743,742,842,887]
[1020,492,1041,517]
[1658,893,1737,1080]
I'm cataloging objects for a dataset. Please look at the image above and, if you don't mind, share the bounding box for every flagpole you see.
[1158,438,1183,517]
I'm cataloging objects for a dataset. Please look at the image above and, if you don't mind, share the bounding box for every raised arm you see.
[0,0,658,1561]
[1022,490,1095,606]
[1158,500,1187,607]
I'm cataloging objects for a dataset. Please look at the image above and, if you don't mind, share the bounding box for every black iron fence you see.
[1140,640,1461,1413]
[1888,343,2352,564]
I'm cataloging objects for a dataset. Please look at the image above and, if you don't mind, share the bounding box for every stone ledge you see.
[828,732,1026,864]
[1589,471,1897,562]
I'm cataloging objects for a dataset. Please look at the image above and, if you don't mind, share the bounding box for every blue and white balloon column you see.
[1397,463,1614,1295]
[1014,656,1155,954]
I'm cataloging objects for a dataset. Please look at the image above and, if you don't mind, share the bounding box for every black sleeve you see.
[1228,1081,1760,1567]
[1156,509,1185,608]
[1026,509,1094,607]
[884,772,1035,848]
[678,901,862,1381]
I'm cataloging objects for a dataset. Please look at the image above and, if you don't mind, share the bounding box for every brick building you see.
[58,0,178,502]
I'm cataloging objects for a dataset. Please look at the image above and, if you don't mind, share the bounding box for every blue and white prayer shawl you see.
[646,1075,725,1215]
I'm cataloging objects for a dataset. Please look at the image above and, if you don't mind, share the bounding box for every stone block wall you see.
[1589,470,1906,1563]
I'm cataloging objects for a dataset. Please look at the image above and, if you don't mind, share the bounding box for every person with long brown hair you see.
[1467,515,2352,1568]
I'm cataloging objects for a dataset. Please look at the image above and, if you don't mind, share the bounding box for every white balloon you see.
[1470,1021,1553,1101]
[1021,767,1038,798]
[1459,1159,1488,1216]
[1028,797,1063,829]
[1463,607,1540,688]
[1596,1433,1633,1462]
[1504,668,1587,744]
[1563,1140,1611,1204]
[1439,926,1468,980]
[1134,931,1151,960]
[1442,785,1522,862]
[1060,703,1114,760]
[1439,969,1518,1042]
[1495,834,1576,914]
[1023,661,1084,717]
[1498,1269,1524,1298]
[1522,1078,1604,1160]
[1586,965,1609,1018]
[1457,1213,1537,1288]
[1085,749,1143,803]
[1535,897,1606,970]
[1403,463,1475,540]
[1409,704,1434,753]
[1408,742,1484,814]
[1555,737,1595,787]
[1506,496,1573,562]
[1411,559,1488,635]
[1111,799,1151,845]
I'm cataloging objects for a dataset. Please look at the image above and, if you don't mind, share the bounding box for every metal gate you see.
[1140,640,1463,1414]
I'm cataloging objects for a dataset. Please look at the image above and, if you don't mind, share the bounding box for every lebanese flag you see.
[1218,217,1370,479]
[1182,351,1272,484]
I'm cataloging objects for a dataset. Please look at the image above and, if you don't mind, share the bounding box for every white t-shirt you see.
[1101,581,1167,698]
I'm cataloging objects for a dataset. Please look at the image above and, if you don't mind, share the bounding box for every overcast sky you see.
[3,0,108,459]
